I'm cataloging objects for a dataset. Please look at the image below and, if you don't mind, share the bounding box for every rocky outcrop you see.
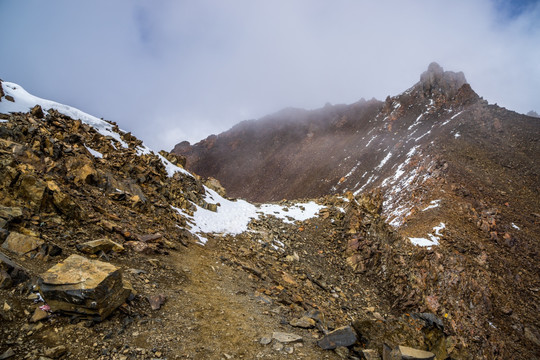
[419,62,466,99]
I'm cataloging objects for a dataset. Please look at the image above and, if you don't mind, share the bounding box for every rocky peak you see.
[419,62,467,99]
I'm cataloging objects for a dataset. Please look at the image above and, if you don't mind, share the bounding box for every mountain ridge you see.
[1,67,539,359]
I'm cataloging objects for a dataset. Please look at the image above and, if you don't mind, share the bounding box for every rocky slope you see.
[173,63,540,359]
[1,70,539,360]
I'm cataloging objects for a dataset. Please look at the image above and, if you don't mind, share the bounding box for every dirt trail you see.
[157,238,339,359]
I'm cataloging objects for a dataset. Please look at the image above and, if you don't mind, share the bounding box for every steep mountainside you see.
[173,63,540,358]
[1,70,539,360]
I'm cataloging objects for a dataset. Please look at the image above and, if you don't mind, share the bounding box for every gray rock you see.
[317,326,357,350]
[0,252,29,288]
[272,331,303,343]
[0,348,15,359]
[260,336,272,345]
[382,343,401,360]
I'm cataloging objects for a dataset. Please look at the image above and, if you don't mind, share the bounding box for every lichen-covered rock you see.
[38,254,131,321]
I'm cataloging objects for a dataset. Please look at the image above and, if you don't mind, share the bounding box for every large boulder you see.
[37,254,131,321]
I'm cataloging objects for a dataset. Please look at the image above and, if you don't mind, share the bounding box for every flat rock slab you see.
[2,231,44,256]
[272,332,303,343]
[399,346,435,360]
[317,326,357,350]
[76,238,124,254]
[38,254,131,321]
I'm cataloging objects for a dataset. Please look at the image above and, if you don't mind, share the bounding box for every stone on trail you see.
[317,325,357,350]
[289,316,316,328]
[37,254,131,321]
[76,238,124,255]
[398,346,435,360]
[30,307,49,322]
[272,331,303,343]
[2,231,44,256]
[147,294,166,310]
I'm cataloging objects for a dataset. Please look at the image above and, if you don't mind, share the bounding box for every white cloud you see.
[1,0,538,151]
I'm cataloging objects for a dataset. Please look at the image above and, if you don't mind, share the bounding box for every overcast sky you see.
[1,0,539,151]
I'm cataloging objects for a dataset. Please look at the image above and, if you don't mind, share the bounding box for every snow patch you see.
[0,82,129,148]
[409,222,445,248]
[85,145,103,159]
[376,151,392,169]
[422,200,440,211]
[174,188,324,244]
[451,111,464,119]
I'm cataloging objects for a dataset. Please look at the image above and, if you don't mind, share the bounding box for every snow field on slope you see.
[176,188,324,244]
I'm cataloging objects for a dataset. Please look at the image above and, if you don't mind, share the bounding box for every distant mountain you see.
[174,63,540,358]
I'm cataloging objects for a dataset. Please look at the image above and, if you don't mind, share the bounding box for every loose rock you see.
[317,325,357,350]
[272,331,303,344]
[2,231,44,256]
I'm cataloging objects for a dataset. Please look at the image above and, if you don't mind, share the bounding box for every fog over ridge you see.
[1,0,538,150]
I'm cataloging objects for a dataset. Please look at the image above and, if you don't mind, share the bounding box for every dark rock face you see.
[419,62,466,99]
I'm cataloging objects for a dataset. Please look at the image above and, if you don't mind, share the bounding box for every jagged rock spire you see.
[419,62,467,99]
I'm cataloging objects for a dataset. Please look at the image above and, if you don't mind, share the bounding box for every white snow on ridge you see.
[376,151,392,169]
[409,222,445,248]
[85,145,103,159]
[0,82,129,148]
[422,200,440,211]
[176,187,324,244]
[0,81,192,179]
[451,110,464,119]
[409,237,436,247]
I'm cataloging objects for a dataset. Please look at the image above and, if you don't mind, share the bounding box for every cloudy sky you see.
[1,0,539,151]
